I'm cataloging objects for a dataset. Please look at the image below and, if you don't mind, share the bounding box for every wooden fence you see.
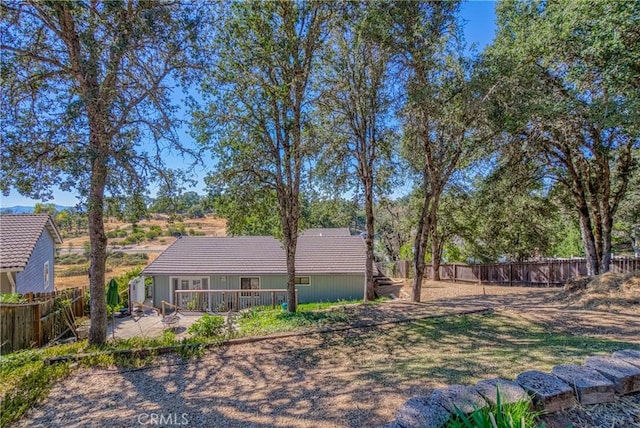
[0,288,85,353]
[378,257,640,286]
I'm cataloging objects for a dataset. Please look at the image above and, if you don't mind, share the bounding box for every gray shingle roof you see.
[142,234,366,276]
[0,214,63,271]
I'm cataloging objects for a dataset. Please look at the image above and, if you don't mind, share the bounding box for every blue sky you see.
[1,1,498,208]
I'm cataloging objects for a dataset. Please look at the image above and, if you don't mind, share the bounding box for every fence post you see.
[509,263,513,286]
[33,302,41,347]
[547,261,551,287]
[453,264,457,283]
[271,291,275,309]
[295,289,298,307]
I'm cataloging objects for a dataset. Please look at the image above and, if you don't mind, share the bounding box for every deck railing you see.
[173,289,297,312]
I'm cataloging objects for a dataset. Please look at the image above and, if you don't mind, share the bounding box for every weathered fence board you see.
[0,287,85,353]
[381,257,639,286]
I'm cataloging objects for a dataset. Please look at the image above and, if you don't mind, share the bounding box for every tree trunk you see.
[578,210,599,276]
[285,233,298,313]
[87,147,108,345]
[412,190,432,302]
[431,197,441,281]
[600,213,613,273]
[364,177,376,302]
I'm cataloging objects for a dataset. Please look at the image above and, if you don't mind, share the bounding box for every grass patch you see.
[236,300,362,336]
[341,312,640,386]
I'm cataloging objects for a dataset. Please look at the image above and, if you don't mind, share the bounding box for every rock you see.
[585,355,640,394]
[431,385,487,414]
[516,370,577,412]
[612,349,640,369]
[474,378,530,407]
[395,395,451,428]
[551,365,615,405]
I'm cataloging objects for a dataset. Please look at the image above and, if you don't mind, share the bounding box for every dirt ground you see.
[15,282,640,428]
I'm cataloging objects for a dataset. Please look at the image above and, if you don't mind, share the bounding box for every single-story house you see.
[0,214,63,294]
[140,229,366,309]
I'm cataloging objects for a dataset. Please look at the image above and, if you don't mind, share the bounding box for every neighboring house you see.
[0,214,63,294]
[141,230,366,308]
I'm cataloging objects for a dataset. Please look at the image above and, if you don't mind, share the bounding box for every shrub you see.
[188,314,225,338]
[56,254,88,265]
[0,293,27,303]
[59,264,90,277]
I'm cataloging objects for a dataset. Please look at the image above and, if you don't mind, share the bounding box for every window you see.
[240,277,260,297]
[295,276,310,286]
[43,261,50,290]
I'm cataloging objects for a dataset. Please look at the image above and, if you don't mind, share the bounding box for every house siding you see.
[0,273,14,294]
[150,273,364,306]
[15,230,55,294]
[152,276,170,308]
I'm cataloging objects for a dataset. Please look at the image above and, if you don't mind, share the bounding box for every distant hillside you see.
[0,205,72,214]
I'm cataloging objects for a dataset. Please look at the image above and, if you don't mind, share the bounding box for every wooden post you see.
[509,263,513,286]
[26,292,33,302]
[453,264,458,283]
[547,261,551,287]
[271,291,275,309]
[33,302,41,347]
[235,291,239,311]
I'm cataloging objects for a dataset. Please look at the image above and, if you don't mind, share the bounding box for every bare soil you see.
[15,281,640,428]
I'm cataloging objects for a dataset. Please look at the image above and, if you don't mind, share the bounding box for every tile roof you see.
[142,234,366,276]
[0,214,63,271]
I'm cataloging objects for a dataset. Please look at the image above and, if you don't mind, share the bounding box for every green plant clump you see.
[188,314,225,337]
[446,389,540,428]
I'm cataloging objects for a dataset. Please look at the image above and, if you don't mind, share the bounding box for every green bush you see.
[107,252,148,267]
[59,264,89,277]
[188,314,225,338]
[0,293,27,303]
[56,254,88,265]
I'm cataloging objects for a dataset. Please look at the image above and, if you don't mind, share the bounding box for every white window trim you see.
[170,276,209,304]
[43,261,50,290]
[294,276,311,286]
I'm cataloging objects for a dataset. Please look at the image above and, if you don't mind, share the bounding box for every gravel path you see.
[14,283,640,427]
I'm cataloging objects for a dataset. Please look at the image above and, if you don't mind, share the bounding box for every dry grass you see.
[62,215,227,248]
[560,271,640,313]
[55,214,225,290]
[54,253,159,290]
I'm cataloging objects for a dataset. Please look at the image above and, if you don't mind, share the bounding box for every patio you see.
[106,309,204,340]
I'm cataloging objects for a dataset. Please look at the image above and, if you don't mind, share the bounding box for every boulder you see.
[395,394,451,428]
[474,378,530,407]
[431,385,487,414]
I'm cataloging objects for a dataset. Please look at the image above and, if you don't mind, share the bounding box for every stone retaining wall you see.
[390,349,640,428]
